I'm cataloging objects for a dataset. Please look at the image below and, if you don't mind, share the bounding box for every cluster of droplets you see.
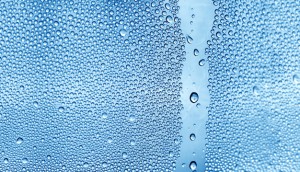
[0,0,185,171]
[205,0,300,171]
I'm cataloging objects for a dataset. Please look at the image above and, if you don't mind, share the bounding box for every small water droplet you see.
[22,158,28,164]
[166,15,173,23]
[122,152,128,159]
[186,35,193,44]
[193,49,199,56]
[190,133,196,141]
[83,162,89,168]
[189,161,197,171]
[102,162,108,168]
[196,103,201,108]
[190,92,199,103]
[253,86,260,96]
[3,158,9,164]
[199,59,205,66]
[293,74,300,84]
[33,101,38,107]
[16,137,23,144]
[108,137,113,143]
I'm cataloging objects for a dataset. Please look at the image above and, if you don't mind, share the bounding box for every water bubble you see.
[189,161,197,171]
[16,137,23,144]
[190,92,199,103]
[194,49,199,56]
[199,59,205,66]
[190,133,196,141]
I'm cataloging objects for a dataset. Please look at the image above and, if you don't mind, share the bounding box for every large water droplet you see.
[189,161,197,171]
[190,133,196,141]
[190,92,199,103]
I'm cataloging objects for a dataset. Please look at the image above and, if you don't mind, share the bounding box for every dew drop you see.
[120,29,127,37]
[189,161,197,171]
[122,152,128,159]
[22,158,28,164]
[33,101,38,107]
[186,35,193,44]
[58,106,64,112]
[190,133,196,141]
[199,59,205,66]
[252,86,260,96]
[293,74,300,84]
[83,162,89,168]
[190,92,199,103]
[3,158,9,164]
[193,49,199,56]
[102,162,108,168]
[16,137,23,144]
[166,15,173,23]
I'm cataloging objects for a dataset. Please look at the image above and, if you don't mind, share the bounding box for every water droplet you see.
[193,49,199,56]
[196,103,201,108]
[120,29,127,37]
[22,158,28,164]
[189,161,197,171]
[83,162,89,168]
[186,35,193,44]
[122,152,128,159]
[130,140,136,146]
[169,151,174,157]
[166,15,173,23]
[3,158,9,164]
[16,137,23,144]
[102,162,108,168]
[33,101,38,107]
[293,74,299,84]
[182,163,186,167]
[129,115,136,122]
[253,86,260,96]
[190,133,196,141]
[190,92,199,103]
[58,107,64,112]
[199,59,205,66]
